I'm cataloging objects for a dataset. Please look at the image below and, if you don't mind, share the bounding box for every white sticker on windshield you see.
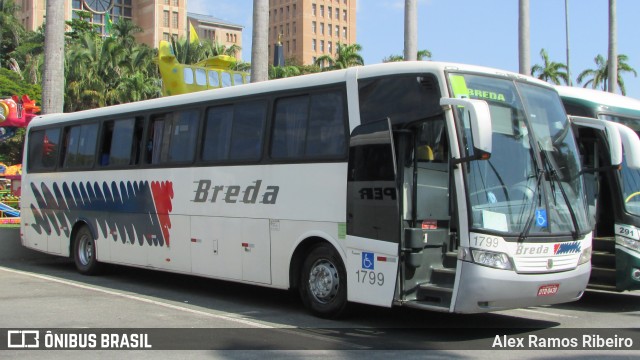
[482,210,509,232]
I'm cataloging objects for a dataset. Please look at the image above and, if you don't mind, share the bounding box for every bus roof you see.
[29,61,554,128]
[556,85,640,114]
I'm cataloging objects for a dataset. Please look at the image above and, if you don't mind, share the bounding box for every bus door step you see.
[416,283,453,306]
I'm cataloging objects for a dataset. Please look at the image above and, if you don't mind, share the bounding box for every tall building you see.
[268,0,357,66]
[16,1,244,59]
[188,12,243,59]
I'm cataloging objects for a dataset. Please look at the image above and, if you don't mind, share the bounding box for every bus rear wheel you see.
[299,243,347,318]
[73,226,101,275]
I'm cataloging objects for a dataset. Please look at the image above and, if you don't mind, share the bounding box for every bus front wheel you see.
[299,243,347,318]
[73,226,101,275]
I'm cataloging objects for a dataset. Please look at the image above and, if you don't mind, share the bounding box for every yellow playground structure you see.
[157,40,250,97]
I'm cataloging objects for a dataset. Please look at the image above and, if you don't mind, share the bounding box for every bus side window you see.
[146,115,167,164]
[208,70,220,87]
[221,72,232,87]
[101,118,142,167]
[62,123,99,169]
[271,95,309,159]
[184,68,194,85]
[146,111,199,165]
[233,73,244,86]
[271,90,346,160]
[195,68,207,86]
[28,128,61,171]
[202,105,233,161]
[306,91,346,157]
[99,120,115,166]
[167,110,199,163]
[229,101,267,161]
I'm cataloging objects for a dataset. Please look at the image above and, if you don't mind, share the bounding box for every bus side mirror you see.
[613,122,640,169]
[440,98,492,159]
[570,116,640,170]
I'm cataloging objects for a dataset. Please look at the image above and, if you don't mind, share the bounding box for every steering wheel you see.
[510,182,535,202]
[470,185,510,203]
[626,192,640,203]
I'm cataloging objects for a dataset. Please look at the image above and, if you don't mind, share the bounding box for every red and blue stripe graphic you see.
[29,180,174,247]
[553,241,581,255]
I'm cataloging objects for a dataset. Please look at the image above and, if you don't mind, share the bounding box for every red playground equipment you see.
[0,95,40,141]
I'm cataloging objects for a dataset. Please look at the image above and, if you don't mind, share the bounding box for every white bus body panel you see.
[346,236,398,307]
[21,163,348,289]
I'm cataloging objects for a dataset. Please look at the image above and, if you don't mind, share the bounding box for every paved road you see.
[1,228,638,359]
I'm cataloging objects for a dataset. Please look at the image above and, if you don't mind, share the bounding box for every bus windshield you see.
[600,114,640,216]
[449,73,590,238]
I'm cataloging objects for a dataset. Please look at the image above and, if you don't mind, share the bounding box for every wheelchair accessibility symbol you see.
[535,209,548,228]
[362,252,375,270]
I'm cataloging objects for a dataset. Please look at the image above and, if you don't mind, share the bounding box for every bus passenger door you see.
[346,119,401,307]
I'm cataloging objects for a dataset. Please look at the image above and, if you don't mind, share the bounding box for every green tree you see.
[0,127,24,164]
[116,71,161,103]
[0,67,41,100]
[206,40,242,58]
[10,26,45,84]
[577,54,637,95]
[268,65,301,79]
[110,19,142,48]
[65,11,100,41]
[315,42,364,70]
[530,48,569,85]
[0,0,25,66]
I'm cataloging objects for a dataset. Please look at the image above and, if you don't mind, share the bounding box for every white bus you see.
[558,86,640,291]
[21,62,593,318]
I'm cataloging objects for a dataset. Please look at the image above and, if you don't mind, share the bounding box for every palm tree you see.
[577,54,637,95]
[110,19,142,49]
[116,72,161,103]
[417,49,432,60]
[42,0,65,114]
[530,48,569,85]
[608,0,617,93]
[251,0,268,82]
[404,0,417,61]
[64,35,108,111]
[315,42,364,70]
[383,49,431,63]
[207,40,242,58]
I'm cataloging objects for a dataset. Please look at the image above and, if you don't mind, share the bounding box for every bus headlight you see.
[471,249,513,270]
[578,246,592,265]
[616,236,640,251]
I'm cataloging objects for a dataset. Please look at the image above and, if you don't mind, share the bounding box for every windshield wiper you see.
[538,144,581,240]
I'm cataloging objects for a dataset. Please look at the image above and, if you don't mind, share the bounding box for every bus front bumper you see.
[452,260,590,313]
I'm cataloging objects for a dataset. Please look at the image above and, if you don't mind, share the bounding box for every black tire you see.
[73,226,101,275]
[299,243,348,319]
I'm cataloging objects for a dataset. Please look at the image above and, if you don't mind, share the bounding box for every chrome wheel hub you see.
[308,259,339,304]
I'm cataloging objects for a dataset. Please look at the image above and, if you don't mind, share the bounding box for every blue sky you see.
[188,0,640,99]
